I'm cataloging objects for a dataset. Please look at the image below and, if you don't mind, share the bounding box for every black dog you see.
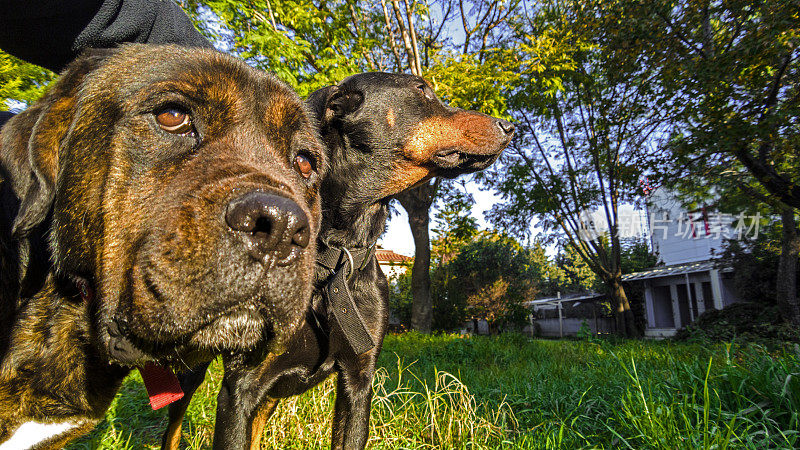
[162,72,514,449]
[0,44,325,448]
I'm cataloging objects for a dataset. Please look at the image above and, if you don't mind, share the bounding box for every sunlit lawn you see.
[68,333,800,449]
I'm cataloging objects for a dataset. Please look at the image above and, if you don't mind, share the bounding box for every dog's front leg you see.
[331,356,376,450]
[212,368,265,450]
[161,362,211,450]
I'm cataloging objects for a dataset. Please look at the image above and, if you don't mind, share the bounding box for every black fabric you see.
[326,269,375,355]
[0,0,211,72]
[0,111,13,128]
[316,244,375,274]
[316,244,377,355]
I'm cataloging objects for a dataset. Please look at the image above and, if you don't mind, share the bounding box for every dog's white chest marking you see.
[0,420,80,449]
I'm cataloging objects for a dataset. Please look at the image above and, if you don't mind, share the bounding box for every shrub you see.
[441,233,542,332]
[675,302,800,346]
[717,228,800,306]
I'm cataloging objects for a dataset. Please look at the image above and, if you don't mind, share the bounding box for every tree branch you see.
[381,0,403,72]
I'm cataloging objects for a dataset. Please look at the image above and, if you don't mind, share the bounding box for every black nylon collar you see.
[316,242,377,355]
[316,243,375,275]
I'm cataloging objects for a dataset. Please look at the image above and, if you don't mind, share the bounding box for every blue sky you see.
[379,181,502,256]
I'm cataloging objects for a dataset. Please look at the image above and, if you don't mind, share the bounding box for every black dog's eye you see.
[295,153,315,179]
[155,107,194,136]
[417,84,433,100]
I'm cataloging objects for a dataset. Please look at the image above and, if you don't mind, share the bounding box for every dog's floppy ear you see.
[327,89,363,118]
[306,85,363,126]
[306,85,339,125]
[4,50,113,238]
[11,97,75,238]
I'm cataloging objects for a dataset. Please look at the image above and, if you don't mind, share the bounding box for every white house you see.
[376,245,412,279]
[622,189,745,338]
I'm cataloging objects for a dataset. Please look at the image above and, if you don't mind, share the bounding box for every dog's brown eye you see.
[295,154,314,179]
[156,108,193,134]
[417,84,433,100]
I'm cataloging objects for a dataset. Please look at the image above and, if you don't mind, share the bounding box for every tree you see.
[622,0,800,325]
[720,229,785,305]
[551,243,598,294]
[184,0,387,95]
[382,0,524,332]
[426,184,477,330]
[395,184,438,331]
[441,231,545,331]
[431,183,479,266]
[619,238,660,276]
[660,136,800,324]
[482,0,673,336]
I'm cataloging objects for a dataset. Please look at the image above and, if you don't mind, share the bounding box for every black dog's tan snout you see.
[225,191,311,265]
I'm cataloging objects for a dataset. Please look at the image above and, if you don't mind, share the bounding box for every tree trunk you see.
[406,201,432,331]
[777,206,800,326]
[396,182,438,333]
[609,276,638,337]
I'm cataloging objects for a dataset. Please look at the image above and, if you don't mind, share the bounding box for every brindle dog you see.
[0,44,325,449]
[162,73,514,449]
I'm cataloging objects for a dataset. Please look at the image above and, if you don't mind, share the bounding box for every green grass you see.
[67,334,800,449]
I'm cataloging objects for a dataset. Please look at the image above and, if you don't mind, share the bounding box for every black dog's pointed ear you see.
[306,85,364,126]
[1,50,113,238]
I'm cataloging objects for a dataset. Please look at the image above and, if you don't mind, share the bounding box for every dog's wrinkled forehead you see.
[83,45,305,135]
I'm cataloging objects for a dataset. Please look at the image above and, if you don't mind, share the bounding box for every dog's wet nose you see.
[496,119,515,136]
[226,191,310,264]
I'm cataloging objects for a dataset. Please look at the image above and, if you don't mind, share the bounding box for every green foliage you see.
[387,265,413,329]
[550,243,600,293]
[69,334,800,448]
[717,224,799,305]
[547,237,658,295]
[187,0,382,96]
[441,232,545,331]
[425,51,518,119]
[620,238,660,275]
[0,51,55,110]
[396,219,553,332]
[576,319,593,341]
[676,302,800,347]
[431,185,479,266]
[429,264,463,332]
[630,0,800,208]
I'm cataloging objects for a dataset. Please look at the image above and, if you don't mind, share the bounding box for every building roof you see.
[621,260,728,281]
[375,246,412,264]
[523,292,605,309]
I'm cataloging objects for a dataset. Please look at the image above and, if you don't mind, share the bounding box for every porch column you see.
[644,281,656,329]
[684,273,694,322]
[710,269,724,309]
[694,280,706,316]
[669,283,681,328]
